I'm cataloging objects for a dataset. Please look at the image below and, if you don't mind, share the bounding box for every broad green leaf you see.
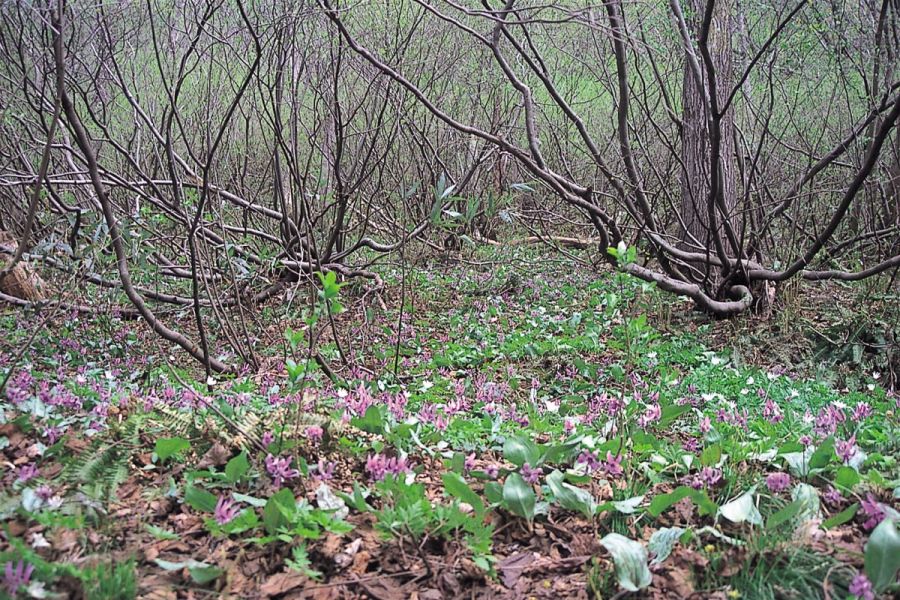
[145,524,179,540]
[766,500,803,530]
[155,437,190,462]
[834,466,860,491]
[545,470,596,517]
[649,527,685,565]
[612,495,645,515]
[502,473,536,520]
[791,483,821,523]
[503,437,540,468]
[224,451,250,483]
[263,488,296,534]
[484,481,503,505]
[539,439,580,465]
[700,445,722,468]
[442,472,485,519]
[865,518,900,592]
[648,486,717,517]
[659,404,691,428]
[782,449,813,477]
[219,509,259,534]
[719,487,762,526]
[822,503,858,529]
[599,533,652,591]
[809,437,834,470]
[154,559,223,584]
[184,485,218,513]
[351,405,384,435]
[648,487,696,517]
[231,492,267,508]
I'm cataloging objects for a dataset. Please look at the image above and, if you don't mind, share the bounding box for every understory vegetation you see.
[1,247,898,599]
[1,0,900,597]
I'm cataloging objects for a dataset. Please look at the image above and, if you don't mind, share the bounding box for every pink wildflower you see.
[214,496,240,525]
[765,472,791,493]
[265,454,299,489]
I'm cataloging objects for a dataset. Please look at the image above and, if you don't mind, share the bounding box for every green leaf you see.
[718,487,762,526]
[484,482,503,505]
[599,533,652,591]
[184,485,218,513]
[822,503,858,529]
[766,500,803,530]
[503,437,540,468]
[539,440,580,466]
[649,527,685,565]
[351,405,385,435]
[263,488,296,535]
[502,473,536,520]
[224,452,250,483]
[791,483,821,523]
[809,436,835,470]
[442,472,485,519]
[700,445,722,468]
[546,470,596,517]
[145,524,179,540]
[658,404,691,428]
[155,437,190,462]
[219,509,259,535]
[231,492,267,508]
[834,466,860,491]
[865,518,900,592]
[154,559,223,585]
[648,486,717,517]
[649,487,692,517]
[612,495,645,515]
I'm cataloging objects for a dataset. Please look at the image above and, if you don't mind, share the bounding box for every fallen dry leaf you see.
[499,551,537,588]
[260,571,310,597]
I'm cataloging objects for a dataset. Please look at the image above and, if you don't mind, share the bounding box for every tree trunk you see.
[680,0,737,254]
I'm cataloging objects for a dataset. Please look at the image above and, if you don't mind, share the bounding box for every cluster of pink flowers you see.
[342,384,376,418]
[265,454,299,489]
[849,573,875,600]
[686,467,722,490]
[716,407,749,428]
[386,392,409,420]
[6,370,34,405]
[365,453,411,482]
[313,460,336,482]
[637,402,661,428]
[859,493,885,531]
[851,402,873,421]
[214,496,240,525]
[576,449,624,478]
[835,435,859,464]
[763,398,783,424]
[765,472,791,493]
[813,403,846,437]
[305,426,324,446]
[416,403,448,430]
[585,392,625,424]
[16,464,39,484]
[520,463,543,484]
[823,485,843,506]
[474,374,509,406]
[3,560,34,597]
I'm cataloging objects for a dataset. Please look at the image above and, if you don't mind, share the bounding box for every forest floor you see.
[1,246,898,599]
